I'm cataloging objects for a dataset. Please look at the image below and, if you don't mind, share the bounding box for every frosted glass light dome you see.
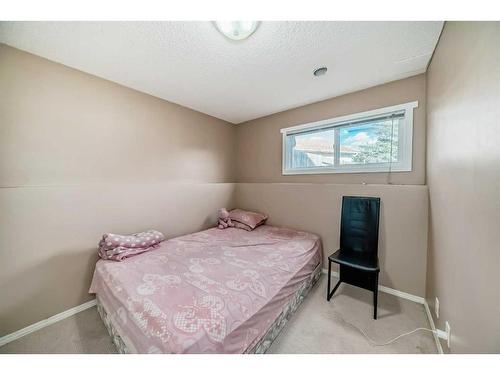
[214,21,259,40]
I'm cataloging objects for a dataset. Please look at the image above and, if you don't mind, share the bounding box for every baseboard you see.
[424,300,444,354]
[0,299,97,347]
[321,268,425,304]
[322,268,443,354]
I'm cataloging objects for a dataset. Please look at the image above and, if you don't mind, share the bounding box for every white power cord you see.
[333,312,436,346]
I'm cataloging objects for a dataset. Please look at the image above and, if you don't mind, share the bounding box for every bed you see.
[89,225,322,354]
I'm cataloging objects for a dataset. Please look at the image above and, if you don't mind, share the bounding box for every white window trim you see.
[280,101,418,175]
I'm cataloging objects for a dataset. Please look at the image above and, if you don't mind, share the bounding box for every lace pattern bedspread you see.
[97,265,321,354]
[90,225,322,353]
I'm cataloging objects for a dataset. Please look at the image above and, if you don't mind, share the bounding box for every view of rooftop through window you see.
[286,116,401,170]
[293,128,335,168]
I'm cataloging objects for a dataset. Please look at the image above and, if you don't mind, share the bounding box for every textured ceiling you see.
[0,21,443,123]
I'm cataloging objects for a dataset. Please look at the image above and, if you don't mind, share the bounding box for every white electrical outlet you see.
[435,297,440,318]
[445,321,451,348]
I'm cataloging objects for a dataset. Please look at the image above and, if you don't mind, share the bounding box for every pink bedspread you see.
[89,225,322,353]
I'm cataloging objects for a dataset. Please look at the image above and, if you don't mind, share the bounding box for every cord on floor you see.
[334,312,436,346]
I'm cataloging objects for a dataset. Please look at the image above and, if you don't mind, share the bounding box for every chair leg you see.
[327,259,332,300]
[373,273,379,320]
[327,260,342,301]
[328,280,342,301]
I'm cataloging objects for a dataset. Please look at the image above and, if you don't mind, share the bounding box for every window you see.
[281,101,417,174]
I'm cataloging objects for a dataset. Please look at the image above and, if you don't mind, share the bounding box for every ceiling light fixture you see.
[313,67,328,77]
[214,21,259,41]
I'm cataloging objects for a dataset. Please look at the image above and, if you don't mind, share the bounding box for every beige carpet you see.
[0,275,437,354]
[267,276,437,353]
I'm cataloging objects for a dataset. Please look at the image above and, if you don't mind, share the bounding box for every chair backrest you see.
[340,196,381,256]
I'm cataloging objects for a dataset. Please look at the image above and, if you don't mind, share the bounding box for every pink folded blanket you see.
[98,229,165,261]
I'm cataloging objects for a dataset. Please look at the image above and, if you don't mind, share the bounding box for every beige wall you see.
[0,44,235,185]
[426,22,500,353]
[235,74,427,185]
[0,44,236,336]
[236,183,428,297]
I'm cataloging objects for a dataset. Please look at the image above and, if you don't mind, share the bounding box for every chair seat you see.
[328,249,380,272]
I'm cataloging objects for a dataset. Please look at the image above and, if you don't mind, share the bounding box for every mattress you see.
[89,225,322,353]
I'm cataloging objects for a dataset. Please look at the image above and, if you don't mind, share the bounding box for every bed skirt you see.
[96,264,322,354]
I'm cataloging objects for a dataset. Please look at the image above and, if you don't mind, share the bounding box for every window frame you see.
[280,101,418,175]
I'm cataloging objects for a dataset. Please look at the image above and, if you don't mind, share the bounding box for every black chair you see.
[327,196,381,319]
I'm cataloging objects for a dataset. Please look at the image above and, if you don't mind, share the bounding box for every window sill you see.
[282,165,412,175]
